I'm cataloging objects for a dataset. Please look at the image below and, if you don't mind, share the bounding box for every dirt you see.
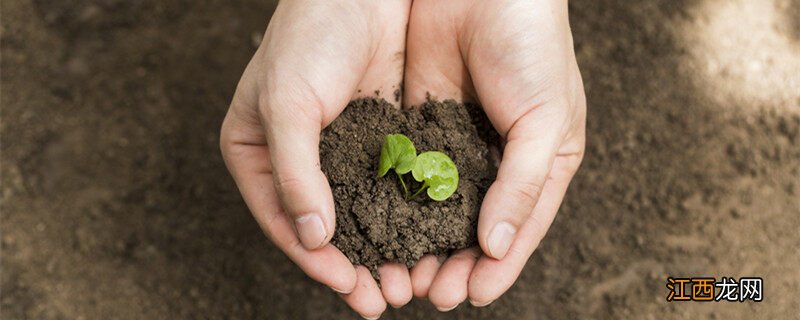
[2,0,799,319]
[320,98,496,272]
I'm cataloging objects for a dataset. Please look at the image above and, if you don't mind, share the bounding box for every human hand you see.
[219,1,413,318]
[402,0,586,310]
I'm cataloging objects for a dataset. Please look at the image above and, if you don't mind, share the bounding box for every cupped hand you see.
[402,0,586,310]
[222,0,586,315]
[219,0,413,318]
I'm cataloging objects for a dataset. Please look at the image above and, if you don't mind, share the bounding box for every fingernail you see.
[469,299,494,307]
[487,221,516,259]
[436,304,458,312]
[295,214,327,249]
[361,314,381,320]
[330,286,349,294]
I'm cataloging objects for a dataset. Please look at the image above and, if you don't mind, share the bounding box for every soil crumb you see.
[320,98,497,272]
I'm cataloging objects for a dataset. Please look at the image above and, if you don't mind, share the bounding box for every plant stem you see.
[396,171,408,196]
[407,182,428,201]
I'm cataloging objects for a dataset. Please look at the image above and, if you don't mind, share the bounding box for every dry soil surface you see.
[2,0,799,319]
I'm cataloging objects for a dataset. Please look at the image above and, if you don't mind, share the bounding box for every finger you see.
[262,93,339,250]
[353,0,411,107]
[428,248,480,311]
[340,266,387,320]
[468,156,578,305]
[220,122,358,293]
[378,263,413,308]
[409,255,442,298]
[477,100,572,260]
[402,0,476,107]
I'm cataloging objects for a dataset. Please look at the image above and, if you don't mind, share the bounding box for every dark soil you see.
[320,99,497,272]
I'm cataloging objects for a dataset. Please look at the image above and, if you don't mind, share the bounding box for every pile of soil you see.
[319,98,498,271]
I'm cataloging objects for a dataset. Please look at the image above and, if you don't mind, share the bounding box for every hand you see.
[402,0,586,309]
[219,1,413,318]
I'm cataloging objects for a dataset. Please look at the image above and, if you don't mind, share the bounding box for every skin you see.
[220,0,585,318]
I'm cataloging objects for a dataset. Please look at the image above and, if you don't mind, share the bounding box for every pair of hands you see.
[220,0,585,318]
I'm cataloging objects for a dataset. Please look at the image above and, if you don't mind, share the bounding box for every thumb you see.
[477,101,569,259]
[456,0,577,260]
[261,89,340,250]
[253,1,371,251]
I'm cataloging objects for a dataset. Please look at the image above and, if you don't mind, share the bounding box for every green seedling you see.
[377,133,459,201]
[409,151,459,201]
[377,134,417,194]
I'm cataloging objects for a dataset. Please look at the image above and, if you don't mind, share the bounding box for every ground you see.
[2,0,799,319]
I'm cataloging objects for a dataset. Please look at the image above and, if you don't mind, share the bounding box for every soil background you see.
[2,0,799,319]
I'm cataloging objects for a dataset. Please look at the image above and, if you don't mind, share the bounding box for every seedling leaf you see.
[377,134,417,177]
[411,151,459,201]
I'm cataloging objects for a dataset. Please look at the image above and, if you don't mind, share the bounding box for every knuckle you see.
[450,250,481,263]
[507,244,527,259]
[263,208,285,228]
[503,179,544,210]
[527,215,551,249]
[258,210,303,250]
[257,76,327,124]
[556,151,585,179]
[278,231,304,252]
[219,128,232,156]
[273,173,306,196]
[219,112,236,155]
[569,153,585,175]
[218,135,239,171]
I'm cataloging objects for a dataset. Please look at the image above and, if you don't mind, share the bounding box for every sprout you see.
[377,134,417,194]
[377,134,417,177]
[410,151,459,201]
[376,133,459,202]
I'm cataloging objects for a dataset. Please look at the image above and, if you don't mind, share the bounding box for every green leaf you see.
[411,151,459,201]
[377,134,417,177]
